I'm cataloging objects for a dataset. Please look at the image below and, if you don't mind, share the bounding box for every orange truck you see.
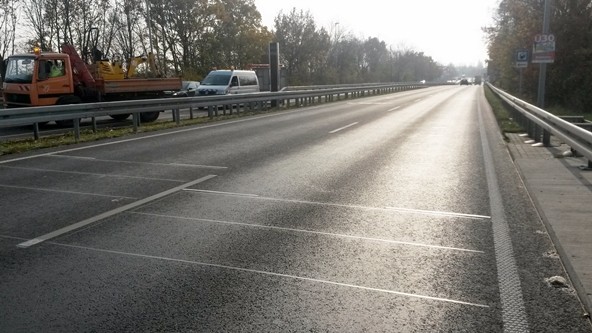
[1,43,181,125]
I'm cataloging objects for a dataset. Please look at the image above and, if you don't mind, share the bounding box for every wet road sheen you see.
[1,86,590,332]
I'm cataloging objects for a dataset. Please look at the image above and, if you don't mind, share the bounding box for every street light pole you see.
[333,22,339,43]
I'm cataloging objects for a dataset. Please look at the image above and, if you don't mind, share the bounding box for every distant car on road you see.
[172,81,200,97]
[460,78,470,85]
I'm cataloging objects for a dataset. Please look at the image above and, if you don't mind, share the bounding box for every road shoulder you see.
[506,132,592,317]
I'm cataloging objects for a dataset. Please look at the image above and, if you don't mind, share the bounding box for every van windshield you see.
[3,56,35,83]
[200,72,231,86]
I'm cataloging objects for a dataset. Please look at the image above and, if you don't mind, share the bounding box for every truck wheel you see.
[110,114,131,120]
[55,96,82,127]
[140,111,160,123]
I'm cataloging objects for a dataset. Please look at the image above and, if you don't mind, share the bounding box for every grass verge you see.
[483,84,524,138]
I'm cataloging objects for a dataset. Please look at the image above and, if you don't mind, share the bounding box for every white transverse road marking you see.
[132,212,484,253]
[17,175,217,248]
[53,242,490,308]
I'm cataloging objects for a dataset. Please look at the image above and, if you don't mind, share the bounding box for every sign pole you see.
[515,49,528,92]
[536,0,552,108]
[269,42,280,108]
[519,68,523,95]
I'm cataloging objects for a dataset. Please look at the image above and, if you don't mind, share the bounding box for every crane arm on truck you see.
[61,43,96,89]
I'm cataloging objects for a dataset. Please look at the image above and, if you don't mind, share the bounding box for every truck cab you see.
[2,52,74,107]
[2,44,181,124]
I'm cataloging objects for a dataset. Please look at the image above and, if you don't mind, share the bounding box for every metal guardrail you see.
[487,83,592,169]
[0,83,425,141]
[281,82,427,91]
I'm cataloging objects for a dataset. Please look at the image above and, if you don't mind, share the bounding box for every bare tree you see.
[0,0,18,58]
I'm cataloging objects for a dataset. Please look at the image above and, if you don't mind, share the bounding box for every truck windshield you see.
[3,56,36,83]
[200,72,231,86]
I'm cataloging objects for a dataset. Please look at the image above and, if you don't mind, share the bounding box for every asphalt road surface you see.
[1,86,591,332]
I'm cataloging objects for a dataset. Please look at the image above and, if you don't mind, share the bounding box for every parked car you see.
[172,81,200,96]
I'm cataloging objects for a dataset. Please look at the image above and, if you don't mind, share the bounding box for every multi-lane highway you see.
[1,86,590,332]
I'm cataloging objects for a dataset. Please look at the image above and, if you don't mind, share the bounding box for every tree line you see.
[1,0,449,85]
[485,0,592,114]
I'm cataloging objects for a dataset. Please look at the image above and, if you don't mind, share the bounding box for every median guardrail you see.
[0,82,425,141]
[487,83,592,169]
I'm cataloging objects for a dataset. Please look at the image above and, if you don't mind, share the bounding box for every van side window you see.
[230,76,239,87]
[239,74,257,86]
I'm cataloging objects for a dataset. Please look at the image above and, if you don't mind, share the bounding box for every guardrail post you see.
[527,119,535,139]
[74,118,81,143]
[132,113,139,133]
[174,108,181,125]
[542,129,551,146]
[33,123,40,140]
[534,125,542,143]
[189,107,194,120]
[91,117,97,133]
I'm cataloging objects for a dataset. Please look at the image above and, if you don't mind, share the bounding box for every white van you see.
[197,70,260,95]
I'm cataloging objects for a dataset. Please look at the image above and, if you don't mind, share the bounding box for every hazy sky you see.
[254,0,500,66]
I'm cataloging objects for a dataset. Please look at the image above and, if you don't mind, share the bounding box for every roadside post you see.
[534,0,554,145]
[515,49,528,95]
[269,42,280,107]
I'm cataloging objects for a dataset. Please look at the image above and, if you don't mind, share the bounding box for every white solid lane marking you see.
[385,206,491,220]
[50,155,97,160]
[0,184,138,200]
[168,163,228,169]
[132,212,485,254]
[53,243,490,308]
[48,155,228,169]
[477,95,529,331]
[16,175,217,248]
[387,106,401,111]
[184,188,259,197]
[183,189,490,221]
[330,122,359,134]
[346,102,389,105]
[0,165,187,183]
[0,108,310,165]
